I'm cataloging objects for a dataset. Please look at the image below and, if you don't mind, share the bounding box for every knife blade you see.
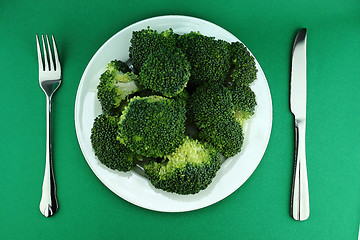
[290,28,310,221]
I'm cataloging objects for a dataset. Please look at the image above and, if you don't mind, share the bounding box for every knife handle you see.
[291,119,310,221]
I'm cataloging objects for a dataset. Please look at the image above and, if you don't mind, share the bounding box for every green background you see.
[1,0,359,239]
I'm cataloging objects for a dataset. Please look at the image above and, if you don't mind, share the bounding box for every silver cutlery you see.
[36,34,61,217]
[290,28,310,221]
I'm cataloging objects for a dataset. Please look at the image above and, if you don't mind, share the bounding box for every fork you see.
[36,34,61,217]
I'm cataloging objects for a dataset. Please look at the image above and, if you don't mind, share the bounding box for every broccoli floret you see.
[173,88,190,107]
[90,114,136,172]
[129,27,177,73]
[188,83,234,129]
[97,60,140,115]
[177,31,231,87]
[144,137,221,195]
[198,119,244,158]
[229,41,257,86]
[139,47,191,97]
[117,96,186,158]
[231,83,257,124]
[107,59,131,73]
[188,83,245,157]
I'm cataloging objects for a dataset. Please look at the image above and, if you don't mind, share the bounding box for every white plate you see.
[75,15,272,212]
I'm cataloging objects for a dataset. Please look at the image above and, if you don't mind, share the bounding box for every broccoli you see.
[117,96,186,158]
[90,28,259,194]
[231,83,257,124]
[97,60,140,115]
[107,59,131,73]
[228,41,257,86]
[139,47,191,97]
[177,31,231,87]
[172,88,190,107]
[188,82,234,129]
[90,114,136,172]
[198,119,244,158]
[144,137,221,195]
[188,83,246,157]
[129,27,177,73]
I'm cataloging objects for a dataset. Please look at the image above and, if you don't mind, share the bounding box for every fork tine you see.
[45,34,54,71]
[51,35,61,71]
[41,35,49,71]
[36,35,44,71]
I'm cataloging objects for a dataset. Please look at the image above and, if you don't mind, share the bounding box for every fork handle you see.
[39,95,58,217]
[291,119,310,221]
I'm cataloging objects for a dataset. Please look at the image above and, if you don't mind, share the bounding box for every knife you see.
[290,28,310,221]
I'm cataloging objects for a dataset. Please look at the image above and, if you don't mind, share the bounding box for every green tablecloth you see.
[1,0,359,239]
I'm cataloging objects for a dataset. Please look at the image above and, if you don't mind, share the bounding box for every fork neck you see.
[41,80,61,97]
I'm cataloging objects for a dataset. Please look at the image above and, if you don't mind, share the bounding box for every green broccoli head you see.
[231,83,257,124]
[90,114,136,172]
[198,119,244,158]
[97,60,140,115]
[129,27,177,73]
[117,96,186,158]
[177,31,231,87]
[144,137,221,195]
[106,59,131,73]
[173,88,190,107]
[187,83,246,157]
[188,82,234,129]
[229,41,257,86]
[139,47,191,97]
